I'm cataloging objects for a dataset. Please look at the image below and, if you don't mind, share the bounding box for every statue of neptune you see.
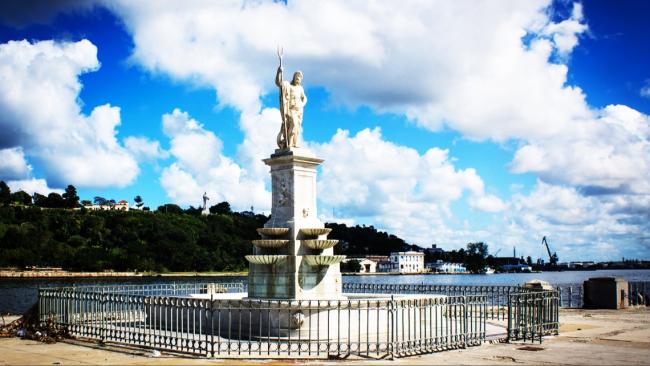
[275,47,307,149]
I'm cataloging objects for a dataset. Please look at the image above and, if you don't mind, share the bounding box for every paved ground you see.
[1,307,649,365]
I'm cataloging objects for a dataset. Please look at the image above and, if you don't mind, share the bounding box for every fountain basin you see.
[300,228,332,236]
[256,227,290,236]
[245,255,289,265]
[302,239,339,250]
[251,239,289,248]
[182,292,447,340]
[302,255,346,266]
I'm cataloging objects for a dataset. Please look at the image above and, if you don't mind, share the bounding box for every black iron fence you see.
[38,283,488,358]
[343,283,519,320]
[507,290,560,343]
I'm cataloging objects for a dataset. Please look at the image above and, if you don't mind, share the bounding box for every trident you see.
[277,45,288,149]
[277,45,283,69]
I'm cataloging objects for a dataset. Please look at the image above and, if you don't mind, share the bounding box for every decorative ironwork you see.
[38,282,489,359]
[506,290,560,343]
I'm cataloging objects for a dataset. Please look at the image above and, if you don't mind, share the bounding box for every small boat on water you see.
[483,267,495,274]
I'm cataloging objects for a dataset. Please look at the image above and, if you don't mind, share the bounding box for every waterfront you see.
[1,269,649,314]
[344,269,650,286]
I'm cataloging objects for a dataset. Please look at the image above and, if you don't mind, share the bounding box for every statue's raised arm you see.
[275,48,306,150]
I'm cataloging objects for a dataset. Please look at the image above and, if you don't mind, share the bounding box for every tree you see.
[465,242,489,273]
[0,181,10,205]
[157,204,183,214]
[33,193,47,207]
[341,259,362,272]
[134,195,144,209]
[209,201,232,215]
[80,200,92,206]
[94,196,107,206]
[62,185,80,208]
[185,206,203,215]
[11,191,32,205]
[45,192,65,208]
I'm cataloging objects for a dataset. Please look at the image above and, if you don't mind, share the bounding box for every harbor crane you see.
[541,236,559,266]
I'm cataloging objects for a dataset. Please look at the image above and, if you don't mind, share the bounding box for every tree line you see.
[0,180,497,273]
[0,181,266,272]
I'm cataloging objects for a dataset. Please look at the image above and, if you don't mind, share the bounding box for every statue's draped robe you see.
[276,75,305,149]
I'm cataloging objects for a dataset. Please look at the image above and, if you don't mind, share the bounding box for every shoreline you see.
[2,267,648,278]
[0,271,248,278]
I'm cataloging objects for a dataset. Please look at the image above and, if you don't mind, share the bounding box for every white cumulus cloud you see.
[159,109,270,210]
[6,178,63,196]
[124,136,168,162]
[0,39,139,188]
[311,128,506,245]
[0,147,32,180]
[498,181,649,262]
[510,105,650,195]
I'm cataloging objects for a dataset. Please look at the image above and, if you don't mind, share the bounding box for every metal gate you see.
[507,290,559,343]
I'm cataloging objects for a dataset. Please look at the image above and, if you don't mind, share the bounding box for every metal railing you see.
[343,283,519,320]
[507,290,560,343]
[38,283,488,358]
[628,281,649,306]
[58,282,247,296]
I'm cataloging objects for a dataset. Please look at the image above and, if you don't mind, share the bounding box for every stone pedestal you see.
[248,148,344,300]
[522,279,554,291]
[583,277,628,309]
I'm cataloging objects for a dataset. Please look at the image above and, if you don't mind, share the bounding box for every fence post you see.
[463,296,468,348]
[100,288,106,343]
[506,294,512,342]
[389,295,395,359]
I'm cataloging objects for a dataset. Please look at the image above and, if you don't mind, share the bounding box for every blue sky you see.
[0,1,648,262]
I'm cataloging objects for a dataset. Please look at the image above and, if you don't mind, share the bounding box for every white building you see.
[343,258,378,273]
[86,199,130,211]
[426,261,467,273]
[380,251,425,273]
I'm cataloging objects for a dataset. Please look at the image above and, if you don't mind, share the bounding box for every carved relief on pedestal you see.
[273,175,292,207]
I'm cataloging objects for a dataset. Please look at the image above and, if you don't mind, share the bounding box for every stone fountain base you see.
[247,257,345,300]
[183,292,446,340]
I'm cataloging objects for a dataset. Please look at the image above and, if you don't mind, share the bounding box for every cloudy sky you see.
[0,0,648,262]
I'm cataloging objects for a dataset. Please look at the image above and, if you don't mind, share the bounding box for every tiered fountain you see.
[184,54,442,343]
[245,148,345,300]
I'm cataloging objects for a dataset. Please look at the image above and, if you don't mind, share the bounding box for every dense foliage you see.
[0,204,266,272]
[0,181,502,273]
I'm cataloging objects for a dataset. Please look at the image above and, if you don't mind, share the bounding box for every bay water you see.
[2,269,649,314]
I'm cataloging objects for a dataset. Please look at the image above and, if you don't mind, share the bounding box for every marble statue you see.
[202,192,209,211]
[275,47,307,149]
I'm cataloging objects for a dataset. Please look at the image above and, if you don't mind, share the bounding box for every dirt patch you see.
[591,338,650,350]
[493,355,518,362]
[517,346,545,351]
[559,323,599,333]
